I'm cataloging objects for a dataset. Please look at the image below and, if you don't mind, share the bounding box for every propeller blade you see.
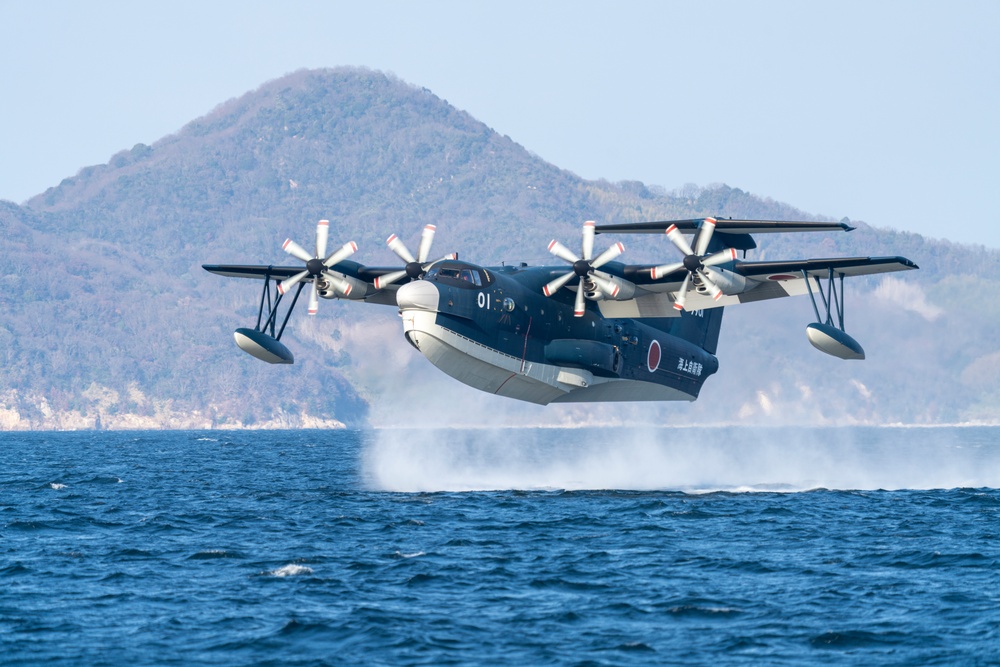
[307,279,319,315]
[386,234,416,264]
[590,242,624,269]
[315,220,329,260]
[589,273,621,299]
[374,269,408,290]
[322,271,353,297]
[581,220,596,261]
[693,217,717,256]
[697,269,724,301]
[650,261,684,281]
[543,271,576,297]
[323,240,358,268]
[547,239,580,264]
[282,238,314,263]
[574,277,587,317]
[278,269,310,296]
[673,273,691,311]
[702,247,737,268]
[417,224,436,263]
[665,224,694,257]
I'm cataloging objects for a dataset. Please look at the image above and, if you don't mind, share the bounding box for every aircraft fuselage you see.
[395,260,719,405]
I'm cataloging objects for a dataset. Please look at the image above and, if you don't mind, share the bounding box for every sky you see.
[1,1,998,247]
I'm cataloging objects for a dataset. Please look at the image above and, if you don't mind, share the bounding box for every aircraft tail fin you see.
[644,307,725,356]
[677,307,724,355]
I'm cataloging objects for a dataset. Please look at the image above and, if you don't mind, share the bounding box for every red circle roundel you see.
[647,340,661,373]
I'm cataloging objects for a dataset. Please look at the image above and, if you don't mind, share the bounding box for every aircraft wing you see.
[201,262,403,306]
[734,256,918,279]
[202,262,403,283]
[597,255,918,318]
[203,264,303,280]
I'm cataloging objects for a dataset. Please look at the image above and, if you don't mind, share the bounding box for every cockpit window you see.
[426,263,484,288]
[460,269,482,287]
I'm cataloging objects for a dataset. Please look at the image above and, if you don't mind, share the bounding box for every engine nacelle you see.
[699,266,747,295]
[317,273,370,300]
[583,274,636,301]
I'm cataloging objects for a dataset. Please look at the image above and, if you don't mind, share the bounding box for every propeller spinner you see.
[543,220,624,317]
[277,220,358,315]
[649,218,737,311]
[373,224,457,290]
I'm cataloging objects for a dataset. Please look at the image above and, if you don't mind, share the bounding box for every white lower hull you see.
[401,310,695,404]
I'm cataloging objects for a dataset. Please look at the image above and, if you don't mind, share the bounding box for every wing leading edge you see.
[596,255,918,319]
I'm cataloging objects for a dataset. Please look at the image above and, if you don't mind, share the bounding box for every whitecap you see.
[268,564,313,577]
[49,483,66,490]
[395,550,425,559]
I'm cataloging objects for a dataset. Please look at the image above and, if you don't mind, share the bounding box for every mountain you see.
[1,66,997,429]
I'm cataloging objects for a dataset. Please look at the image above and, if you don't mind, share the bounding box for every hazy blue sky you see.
[2,1,997,246]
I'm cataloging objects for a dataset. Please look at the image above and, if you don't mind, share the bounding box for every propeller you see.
[373,224,457,290]
[276,219,359,315]
[649,217,737,311]
[543,220,625,317]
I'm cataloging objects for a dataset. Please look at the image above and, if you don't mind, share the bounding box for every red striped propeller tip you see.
[713,292,723,301]
[543,286,553,296]
[277,284,287,295]
[665,225,678,234]
[650,268,659,280]
[386,234,398,244]
[318,220,329,226]
[547,240,558,251]
[673,303,684,311]
[584,221,595,227]
[704,217,717,225]
[282,239,292,249]
[343,285,352,296]
[424,224,436,231]
[574,310,585,316]
[374,278,383,290]
[308,308,318,315]
[615,242,624,252]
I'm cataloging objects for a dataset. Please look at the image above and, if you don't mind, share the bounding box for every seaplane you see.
[203,218,918,404]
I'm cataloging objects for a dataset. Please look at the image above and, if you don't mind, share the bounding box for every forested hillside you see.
[1,67,996,429]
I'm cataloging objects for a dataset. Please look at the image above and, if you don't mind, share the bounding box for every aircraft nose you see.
[395,279,440,312]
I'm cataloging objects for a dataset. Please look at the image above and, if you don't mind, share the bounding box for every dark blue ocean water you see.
[2,427,1000,666]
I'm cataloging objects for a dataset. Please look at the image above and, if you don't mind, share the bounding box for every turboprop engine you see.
[583,273,636,301]
[696,266,747,296]
[317,273,369,299]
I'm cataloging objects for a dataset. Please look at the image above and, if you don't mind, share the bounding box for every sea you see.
[2,426,999,666]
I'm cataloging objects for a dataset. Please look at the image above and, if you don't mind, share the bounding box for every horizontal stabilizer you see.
[595,219,854,235]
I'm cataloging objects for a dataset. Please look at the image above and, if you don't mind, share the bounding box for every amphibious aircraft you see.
[203,218,918,404]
